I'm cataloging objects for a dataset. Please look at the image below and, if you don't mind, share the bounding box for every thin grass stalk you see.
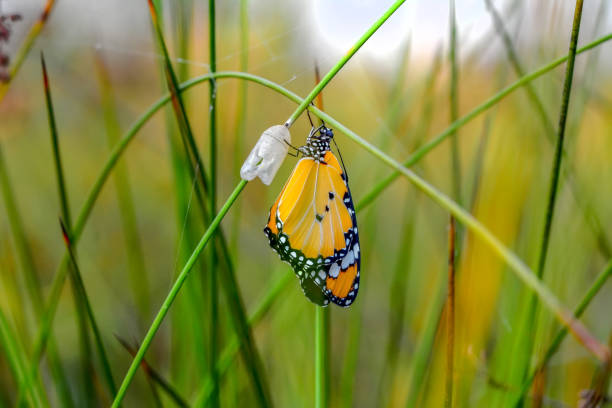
[284,0,407,127]
[173,0,193,83]
[536,0,584,278]
[0,145,33,344]
[193,270,291,406]
[315,307,328,408]
[358,48,413,402]
[446,2,459,406]
[0,242,29,348]
[446,216,456,408]
[339,306,361,408]
[466,115,492,211]
[41,54,70,230]
[59,221,117,398]
[208,1,220,405]
[111,180,248,407]
[68,278,96,406]
[448,0,461,204]
[147,0,210,201]
[150,0,209,386]
[26,37,612,390]
[312,64,329,408]
[375,54,441,407]
[149,3,271,401]
[94,54,151,320]
[367,39,411,153]
[0,308,46,408]
[516,2,588,404]
[484,0,555,137]
[376,198,416,408]
[0,146,73,407]
[213,226,274,407]
[404,280,447,407]
[484,0,611,258]
[0,0,56,102]
[114,335,188,408]
[580,333,612,408]
[165,0,209,386]
[513,259,612,405]
[230,0,250,253]
[41,52,95,405]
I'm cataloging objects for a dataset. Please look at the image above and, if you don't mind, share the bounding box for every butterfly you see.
[264,124,360,307]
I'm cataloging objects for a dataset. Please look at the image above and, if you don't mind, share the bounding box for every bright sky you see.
[2,0,612,69]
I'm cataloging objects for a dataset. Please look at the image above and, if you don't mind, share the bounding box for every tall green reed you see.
[513,2,588,406]
[41,52,93,407]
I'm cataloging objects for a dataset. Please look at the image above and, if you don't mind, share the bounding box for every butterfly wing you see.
[264,151,360,307]
[320,151,360,307]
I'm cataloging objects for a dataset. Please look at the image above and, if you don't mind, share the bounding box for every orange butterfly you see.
[264,125,360,307]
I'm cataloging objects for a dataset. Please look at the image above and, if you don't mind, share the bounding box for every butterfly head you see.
[300,125,334,162]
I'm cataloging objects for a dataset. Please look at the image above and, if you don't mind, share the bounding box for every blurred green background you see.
[0,0,611,406]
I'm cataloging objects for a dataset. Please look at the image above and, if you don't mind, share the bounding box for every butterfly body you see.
[264,126,360,307]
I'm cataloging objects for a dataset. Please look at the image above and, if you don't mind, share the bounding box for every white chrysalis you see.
[240,125,292,185]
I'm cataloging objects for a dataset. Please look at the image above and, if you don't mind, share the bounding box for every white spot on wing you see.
[329,263,340,278]
[341,251,354,269]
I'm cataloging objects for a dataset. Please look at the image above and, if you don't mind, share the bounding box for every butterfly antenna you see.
[306,108,316,128]
[332,138,349,182]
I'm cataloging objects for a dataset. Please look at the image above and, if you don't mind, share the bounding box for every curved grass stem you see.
[111,180,248,407]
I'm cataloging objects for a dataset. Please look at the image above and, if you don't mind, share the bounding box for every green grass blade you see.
[513,259,612,405]
[94,53,151,320]
[446,1,459,406]
[41,53,71,231]
[513,2,587,405]
[207,1,220,406]
[405,276,447,407]
[230,0,250,253]
[214,232,274,407]
[0,308,47,407]
[59,221,117,399]
[536,0,584,278]
[375,51,442,408]
[41,52,95,406]
[315,307,329,408]
[193,270,291,406]
[148,0,210,388]
[0,145,73,407]
[114,335,188,408]
[112,180,248,407]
